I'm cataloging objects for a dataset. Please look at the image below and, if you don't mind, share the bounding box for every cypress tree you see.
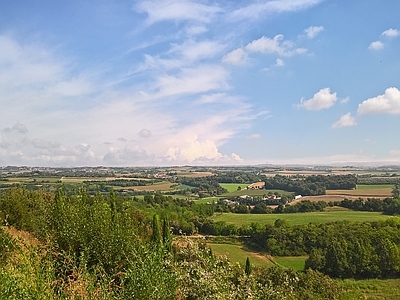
[162,217,172,251]
[109,187,116,224]
[151,214,162,247]
[245,257,252,276]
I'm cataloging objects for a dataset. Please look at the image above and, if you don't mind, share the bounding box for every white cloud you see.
[382,28,400,38]
[275,58,285,67]
[134,0,221,25]
[3,122,29,134]
[185,25,207,36]
[222,48,248,65]
[304,26,324,39]
[357,87,400,114]
[298,88,338,110]
[246,35,306,57]
[332,113,357,128]
[228,0,323,21]
[368,41,384,50]
[169,39,224,62]
[155,65,229,97]
[340,97,350,104]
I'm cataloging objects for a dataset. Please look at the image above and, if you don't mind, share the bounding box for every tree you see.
[162,217,172,252]
[392,183,400,198]
[151,214,162,247]
[245,257,252,276]
[323,239,350,278]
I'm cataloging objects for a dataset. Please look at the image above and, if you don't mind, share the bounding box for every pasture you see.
[207,243,306,271]
[207,243,274,267]
[220,183,251,192]
[339,278,400,300]
[211,211,392,226]
[273,256,307,271]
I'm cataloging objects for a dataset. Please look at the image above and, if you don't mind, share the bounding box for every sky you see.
[1,0,400,167]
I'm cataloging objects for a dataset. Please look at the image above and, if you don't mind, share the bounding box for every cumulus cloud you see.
[357,87,400,114]
[222,48,248,66]
[298,88,338,110]
[332,113,357,128]
[2,122,29,134]
[368,41,384,50]
[368,41,385,50]
[246,35,306,57]
[382,28,400,38]
[222,34,305,68]
[304,26,324,39]
[103,146,148,164]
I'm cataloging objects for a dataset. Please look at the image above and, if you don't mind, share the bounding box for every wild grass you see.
[338,278,400,300]
[207,243,274,268]
[211,211,391,226]
[273,256,307,271]
[219,183,251,193]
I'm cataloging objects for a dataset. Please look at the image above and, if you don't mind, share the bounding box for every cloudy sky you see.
[1,0,400,166]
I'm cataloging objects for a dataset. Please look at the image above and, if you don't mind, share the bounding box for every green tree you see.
[245,257,252,276]
[162,217,172,252]
[151,214,162,247]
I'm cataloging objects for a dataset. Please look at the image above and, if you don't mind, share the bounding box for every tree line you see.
[264,174,357,196]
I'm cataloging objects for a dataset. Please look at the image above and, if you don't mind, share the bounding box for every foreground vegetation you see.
[0,187,342,299]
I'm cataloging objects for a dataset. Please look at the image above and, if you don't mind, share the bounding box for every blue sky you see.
[1,0,400,166]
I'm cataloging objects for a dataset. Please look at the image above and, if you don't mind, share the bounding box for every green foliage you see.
[245,257,252,275]
[264,174,357,196]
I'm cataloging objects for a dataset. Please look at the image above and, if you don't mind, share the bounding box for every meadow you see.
[211,211,391,226]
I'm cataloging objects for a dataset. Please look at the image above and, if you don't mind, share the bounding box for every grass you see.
[273,256,307,271]
[220,183,251,193]
[207,243,274,268]
[221,189,292,197]
[194,197,220,204]
[356,184,394,190]
[118,181,173,191]
[338,278,400,300]
[211,211,392,226]
[207,242,306,271]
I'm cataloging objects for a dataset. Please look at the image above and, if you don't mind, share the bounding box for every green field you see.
[221,189,292,197]
[208,243,306,271]
[338,278,400,300]
[220,183,251,192]
[273,256,307,271]
[357,184,395,190]
[194,197,220,204]
[212,211,392,226]
[208,243,273,267]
